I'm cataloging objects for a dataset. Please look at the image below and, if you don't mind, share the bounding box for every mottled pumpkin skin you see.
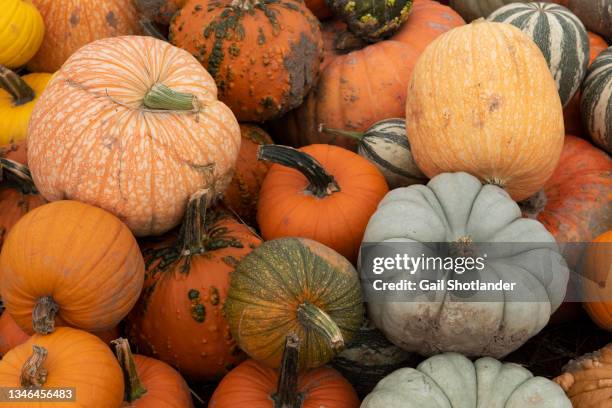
[273,0,464,150]
[555,343,612,406]
[135,0,188,25]
[0,327,124,407]
[222,124,273,226]
[583,231,612,331]
[170,0,324,122]
[0,201,145,335]
[209,358,360,408]
[128,212,261,381]
[0,0,44,68]
[226,238,364,370]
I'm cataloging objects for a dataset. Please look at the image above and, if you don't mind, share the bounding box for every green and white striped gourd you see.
[581,46,612,154]
[488,2,590,107]
[325,119,427,189]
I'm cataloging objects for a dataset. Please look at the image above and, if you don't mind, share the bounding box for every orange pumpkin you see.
[28,0,140,72]
[274,0,465,150]
[128,194,261,381]
[0,327,124,406]
[222,124,273,226]
[113,338,194,407]
[554,343,612,406]
[583,231,612,331]
[0,200,144,335]
[27,35,241,237]
[135,0,187,25]
[0,154,46,249]
[406,20,564,201]
[257,144,388,262]
[209,336,360,408]
[0,140,27,164]
[170,0,324,122]
[0,311,28,357]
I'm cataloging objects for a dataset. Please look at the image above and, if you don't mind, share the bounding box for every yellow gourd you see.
[0,66,52,145]
[0,0,45,68]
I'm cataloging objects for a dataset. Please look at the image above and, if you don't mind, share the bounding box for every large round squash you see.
[405,20,565,201]
[362,352,571,407]
[488,2,589,108]
[361,172,569,358]
[27,35,241,237]
[582,231,612,331]
[581,46,612,154]
[0,327,124,407]
[0,200,144,335]
[28,0,140,72]
[169,0,323,123]
[225,237,364,369]
[0,0,44,68]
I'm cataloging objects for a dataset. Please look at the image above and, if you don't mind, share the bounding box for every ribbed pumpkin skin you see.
[0,73,52,145]
[0,312,29,357]
[126,354,194,408]
[0,328,124,407]
[273,0,464,151]
[27,36,241,237]
[555,343,612,406]
[134,0,187,25]
[583,231,612,331]
[581,47,612,154]
[449,0,523,21]
[257,144,389,262]
[209,359,360,408]
[0,201,144,334]
[226,238,364,369]
[128,213,261,381]
[566,0,612,42]
[488,2,589,108]
[0,0,44,68]
[170,0,323,123]
[28,0,140,72]
[406,21,564,201]
[222,124,273,226]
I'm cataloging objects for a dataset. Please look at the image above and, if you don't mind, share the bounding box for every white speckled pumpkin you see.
[27,36,241,237]
[362,352,572,407]
[361,172,569,358]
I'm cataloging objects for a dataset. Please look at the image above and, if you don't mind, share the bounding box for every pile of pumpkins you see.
[0,0,610,406]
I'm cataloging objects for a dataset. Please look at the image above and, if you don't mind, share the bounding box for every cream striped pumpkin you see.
[488,2,589,107]
[581,47,612,154]
[27,36,241,237]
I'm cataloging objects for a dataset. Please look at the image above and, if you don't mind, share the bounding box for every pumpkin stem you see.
[518,189,548,218]
[32,296,59,335]
[297,301,344,351]
[230,0,260,10]
[0,158,38,194]
[321,127,365,142]
[20,345,48,388]
[272,335,303,408]
[0,65,35,106]
[258,145,341,198]
[143,83,197,111]
[112,338,148,402]
[484,176,506,189]
[449,235,475,259]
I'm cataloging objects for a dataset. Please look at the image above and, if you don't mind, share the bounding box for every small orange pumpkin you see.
[113,338,194,407]
[257,144,388,262]
[222,124,273,226]
[0,200,144,335]
[209,336,360,408]
[583,231,612,331]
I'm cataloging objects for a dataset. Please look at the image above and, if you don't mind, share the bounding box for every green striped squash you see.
[581,47,612,154]
[325,119,427,189]
[488,2,590,107]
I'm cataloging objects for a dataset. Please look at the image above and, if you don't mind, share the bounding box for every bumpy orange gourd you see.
[170,0,323,122]
[28,0,140,72]
[0,200,144,335]
[27,35,241,236]
[257,144,388,262]
[112,338,194,407]
[406,20,564,201]
[274,0,465,150]
[223,124,273,225]
[554,343,612,406]
[0,327,124,407]
[128,196,261,381]
[583,231,612,331]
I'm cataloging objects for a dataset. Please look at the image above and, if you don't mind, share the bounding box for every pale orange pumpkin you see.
[27,35,241,237]
[28,0,140,72]
[405,20,565,201]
